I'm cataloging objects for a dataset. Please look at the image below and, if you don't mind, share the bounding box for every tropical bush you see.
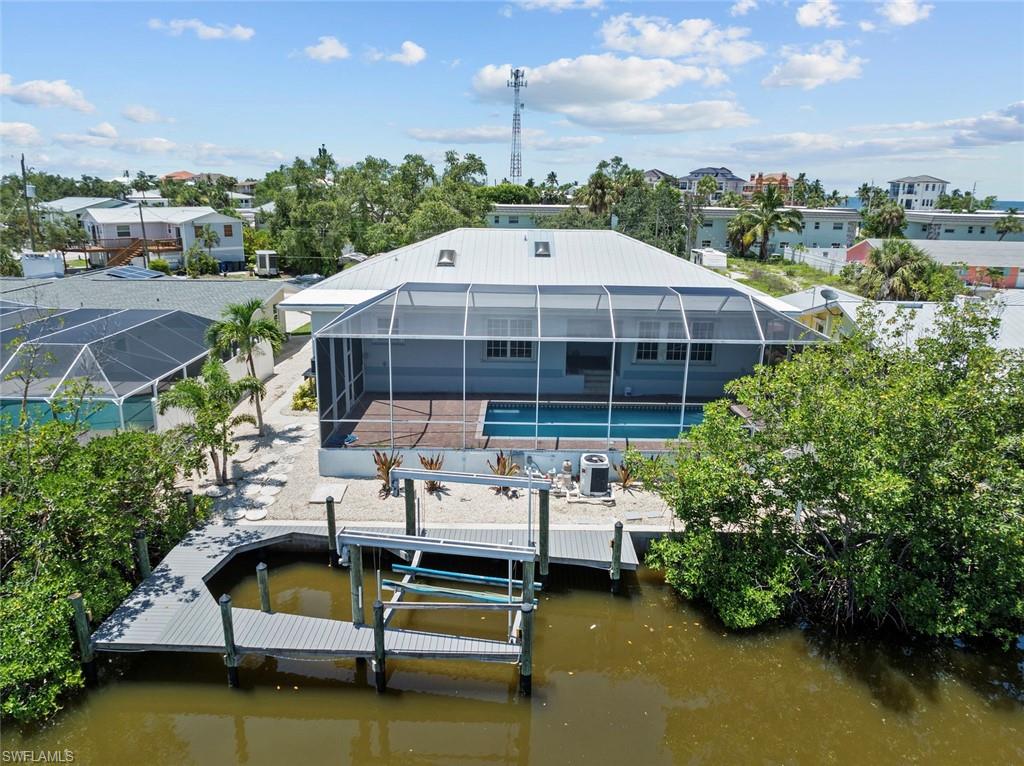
[148,257,172,275]
[487,450,520,495]
[634,301,1024,643]
[291,378,317,411]
[185,245,219,278]
[373,450,403,498]
[418,453,445,493]
[0,417,210,722]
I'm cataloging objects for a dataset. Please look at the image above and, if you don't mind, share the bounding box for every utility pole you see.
[507,68,527,184]
[137,202,150,267]
[21,154,36,252]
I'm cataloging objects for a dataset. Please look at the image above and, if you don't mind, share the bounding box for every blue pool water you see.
[483,401,704,440]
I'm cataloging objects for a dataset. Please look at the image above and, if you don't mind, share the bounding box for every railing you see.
[86,238,183,251]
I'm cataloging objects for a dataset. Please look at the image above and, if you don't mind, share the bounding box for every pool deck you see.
[329,393,694,450]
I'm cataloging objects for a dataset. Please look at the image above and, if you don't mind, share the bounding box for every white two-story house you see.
[888,175,949,210]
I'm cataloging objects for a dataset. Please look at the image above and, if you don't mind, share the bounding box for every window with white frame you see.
[116,224,131,238]
[665,321,686,361]
[485,317,535,359]
[701,240,712,247]
[634,319,660,362]
[832,222,844,230]
[690,320,714,362]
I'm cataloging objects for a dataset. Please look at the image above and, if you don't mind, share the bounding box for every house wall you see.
[699,209,859,253]
[901,218,1024,242]
[487,213,546,228]
[83,213,245,265]
[179,214,245,263]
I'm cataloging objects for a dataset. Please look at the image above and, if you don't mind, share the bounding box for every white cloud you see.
[54,131,177,154]
[475,55,711,109]
[858,20,876,31]
[122,104,171,124]
[474,55,752,134]
[878,0,934,26]
[0,73,94,112]
[368,40,427,66]
[88,122,118,139]
[514,0,603,11]
[148,18,254,41]
[761,41,865,90]
[191,143,285,164]
[304,36,350,62]
[599,13,764,66]
[796,0,843,28]
[730,0,758,17]
[0,121,44,146]
[557,100,754,133]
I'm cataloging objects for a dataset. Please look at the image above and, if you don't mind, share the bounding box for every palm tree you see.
[735,186,804,262]
[158,357,263,485]
[862,200,906,238]
[855,239,931,300]
[995,208,1022,241]
[196,224,220,260]
[726,215,755,257]
[205,299,285,436]
[577,170,618,216]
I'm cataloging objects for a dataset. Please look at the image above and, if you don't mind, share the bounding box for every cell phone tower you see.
[507,68,527,183]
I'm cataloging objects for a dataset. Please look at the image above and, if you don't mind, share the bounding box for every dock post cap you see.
[68,591,83,601]
[326,495,334,503]
[219,594,232,605]
[614,520,623,529]
[256,562,268,571]
[521,602,534,613]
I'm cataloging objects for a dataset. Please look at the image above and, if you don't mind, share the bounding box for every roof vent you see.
[534,240,551,258]
[437,249,456,267]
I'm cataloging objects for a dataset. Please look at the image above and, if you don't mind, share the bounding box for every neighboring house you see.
[678,167,745,200]
[40,196,127,223]
[847,238,1024,289]
[280,228,824,478]
[239,200,275,229]
[162,170,197,183]
[228,191,254,209]
[126,189,169,207]
[644,169,678,186]
[901,209,1023,242]
[80,206,246,270]
[888,175,949,210]
[743,172,791,199]
[487,203,572,228]
[235,179,259,196]
[698,206,860,253]
[779,286,1024,351]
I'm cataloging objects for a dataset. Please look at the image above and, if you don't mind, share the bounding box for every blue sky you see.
[2,1,1022,196]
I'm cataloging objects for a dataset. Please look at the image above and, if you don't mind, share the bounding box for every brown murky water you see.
[5,550,1022,765]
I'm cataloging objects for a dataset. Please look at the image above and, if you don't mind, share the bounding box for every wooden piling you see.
[610,521,623,593]
[349,544,364,626]
[538,490,550,577]
[219,594,240,688]
[518,602,534,697]
[325,495,339,566]
[403,479,415,537]
[68,592,97,685]
[256,562,271,613]
[133,532,152,579]
[372,599,386,693]
[521,560,535,603]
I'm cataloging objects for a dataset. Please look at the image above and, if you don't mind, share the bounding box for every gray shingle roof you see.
[0,273,287,320]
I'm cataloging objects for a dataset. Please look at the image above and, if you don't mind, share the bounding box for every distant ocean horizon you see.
[844,197,1024,211]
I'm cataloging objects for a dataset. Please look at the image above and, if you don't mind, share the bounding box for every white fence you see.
[781,247,848,275]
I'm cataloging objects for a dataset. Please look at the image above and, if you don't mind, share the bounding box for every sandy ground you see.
[194,337,674,528]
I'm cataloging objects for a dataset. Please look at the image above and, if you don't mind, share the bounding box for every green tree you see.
[726,215,756,256]
[637,301,1024,641]
[477,183,540,205]
[535,205,608,230]
[694,175,719,205]
[845,239,961,300]
[0,249,23,276]
[718,191,745,208]
[185,243,218,278]
[935,189,998,213]
[157,357,261,485]
[735,186,804,262]
[995,208,1023,241]
[196,224,220,259]
[205,299,285,436]
[860,200,907,238]
[613,182,687,256]
[577,170,619,216]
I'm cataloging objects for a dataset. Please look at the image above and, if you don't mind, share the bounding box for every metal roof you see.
[0,308,212,403]
[889,175,949,184]
[41,196,127,212]
[0,274,286,320]
[288,228,796,313]
[83,206,241,225]
[861,239,1024,268]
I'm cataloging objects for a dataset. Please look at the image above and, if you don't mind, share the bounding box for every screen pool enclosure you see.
[313,282,828,450]
[0,302,212,430]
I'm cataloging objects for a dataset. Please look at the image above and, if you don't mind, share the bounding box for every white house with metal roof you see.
[41,196,128,223]
[282,228,827,477]
[80,206,245,270]
[488,203,572,228]
[902,209,1023,242]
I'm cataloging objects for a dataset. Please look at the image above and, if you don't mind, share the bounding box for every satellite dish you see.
[820,288,838,302]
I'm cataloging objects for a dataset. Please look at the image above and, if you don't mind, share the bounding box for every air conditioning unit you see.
[580,453,610,496]
[255,250,279,276]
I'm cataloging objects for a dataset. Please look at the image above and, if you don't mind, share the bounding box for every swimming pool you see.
[482,401,704,439]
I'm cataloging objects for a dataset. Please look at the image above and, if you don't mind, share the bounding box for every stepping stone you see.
[244,508,268,521]
[303,423,319,432]
[263,473,289,484]
[271,438,290,447]
[260,485,282,497]
[203,485,228,498]
[309,482,348,504]
[223,507,246,521]
[240,483,263,497]
[285,445,305,456]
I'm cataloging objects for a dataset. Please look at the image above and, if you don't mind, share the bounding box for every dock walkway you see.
[91,521,636,659]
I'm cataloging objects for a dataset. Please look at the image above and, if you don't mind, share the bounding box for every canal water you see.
[6,550,1022,765]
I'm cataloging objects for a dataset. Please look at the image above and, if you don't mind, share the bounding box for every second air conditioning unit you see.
[255,250,279,276]
[579,453,610,496]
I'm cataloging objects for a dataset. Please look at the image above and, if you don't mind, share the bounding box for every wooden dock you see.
[91,521,637,660]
